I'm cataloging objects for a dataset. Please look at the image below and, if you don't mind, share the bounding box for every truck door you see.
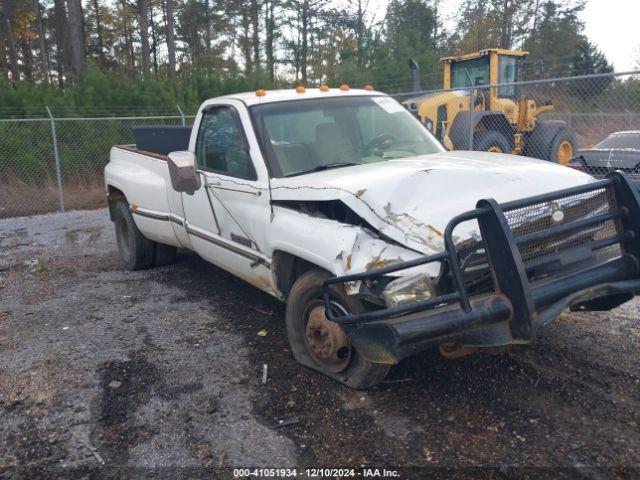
[181,102,275,295]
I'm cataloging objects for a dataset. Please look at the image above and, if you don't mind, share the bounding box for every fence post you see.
[468,87,475,150]
[46,106,65,213]
[177,105,186,126]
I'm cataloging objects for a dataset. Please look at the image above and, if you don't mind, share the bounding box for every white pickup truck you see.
[105,87,640,388]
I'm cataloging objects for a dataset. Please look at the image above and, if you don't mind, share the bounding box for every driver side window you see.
[195,106,257,181]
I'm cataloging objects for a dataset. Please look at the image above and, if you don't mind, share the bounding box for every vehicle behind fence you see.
[1,71,639,218]
[395,70,640,180]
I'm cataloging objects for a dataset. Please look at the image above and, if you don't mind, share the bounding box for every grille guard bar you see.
[322,172,640,343]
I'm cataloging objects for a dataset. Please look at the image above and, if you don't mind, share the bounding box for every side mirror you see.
[168,151,201,193]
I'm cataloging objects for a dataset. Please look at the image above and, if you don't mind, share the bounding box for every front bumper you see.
[323,172,640,364]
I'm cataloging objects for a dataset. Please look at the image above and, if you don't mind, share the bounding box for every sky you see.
[364,0,640,72]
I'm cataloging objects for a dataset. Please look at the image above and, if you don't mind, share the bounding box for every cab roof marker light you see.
[363,84,374,91]
[295,86,306,93]
[319,85,330,92]
[339,84,350,91]
[255,89,266,97]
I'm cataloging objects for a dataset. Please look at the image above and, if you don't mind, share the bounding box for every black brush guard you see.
[322,172,640,364]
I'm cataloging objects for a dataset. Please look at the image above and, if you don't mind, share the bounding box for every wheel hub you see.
[304,303,352,373]
[557,140,574,165]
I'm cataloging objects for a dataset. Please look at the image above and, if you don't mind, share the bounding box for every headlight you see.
[382,274,434,308]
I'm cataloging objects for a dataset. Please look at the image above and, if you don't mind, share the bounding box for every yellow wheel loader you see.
[403,49,578,165]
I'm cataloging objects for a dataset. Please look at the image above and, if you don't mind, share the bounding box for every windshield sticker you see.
[372,97,406,114]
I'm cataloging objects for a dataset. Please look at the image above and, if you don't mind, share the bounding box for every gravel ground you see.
[1,208,639,478]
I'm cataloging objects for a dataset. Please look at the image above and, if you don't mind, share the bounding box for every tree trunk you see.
[150,4,159,76]
[20,37,34,81]
[241,9,252,74]
[138,0,150,76]
[300,0,308,84]
[91,0,104,60]
[204,0,211,54]
[355,0,363,70]
[164,0,176,80]
[433,0,439,42]
[4,18,20,81]
[0,19,8,81]
[251,0,260,69]
[36,1,50,84]
[265,0,274,82]
[121,0,135,73]
[53,0,66,86]
[66,0,85,77]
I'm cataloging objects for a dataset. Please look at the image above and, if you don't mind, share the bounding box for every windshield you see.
[250,96,444,177]
[451,57,490,88]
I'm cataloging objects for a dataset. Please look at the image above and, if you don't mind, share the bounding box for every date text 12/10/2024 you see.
[233,468,401,478]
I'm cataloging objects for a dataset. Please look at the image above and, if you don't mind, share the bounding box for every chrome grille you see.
[503,185,622,266]
[454,184,623,294]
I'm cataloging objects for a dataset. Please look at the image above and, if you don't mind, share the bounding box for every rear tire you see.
[474,130,511,154]
[524,120,578,163]
[112,201,155,271]
[285,269,391,389]
[155,243,177,267]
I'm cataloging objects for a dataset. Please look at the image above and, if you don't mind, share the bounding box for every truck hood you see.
[270,150,596,255]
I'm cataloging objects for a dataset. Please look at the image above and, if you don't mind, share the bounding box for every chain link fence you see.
[1,71,639,218]
[0,109,197,218]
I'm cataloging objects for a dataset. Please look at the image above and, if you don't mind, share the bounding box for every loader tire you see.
[548,127,578,165]
[113,201,155,271]
[286,269,391,389]
[524,121,577,164]
[474,130,512,154]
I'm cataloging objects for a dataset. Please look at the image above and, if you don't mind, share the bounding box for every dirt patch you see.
[95,352,163,465]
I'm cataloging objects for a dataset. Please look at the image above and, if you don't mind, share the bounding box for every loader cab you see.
[409,48,575,162]
[444,49,526,103]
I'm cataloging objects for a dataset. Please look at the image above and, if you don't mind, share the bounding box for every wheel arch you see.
[271,250,332,300]
[106,185,127,221]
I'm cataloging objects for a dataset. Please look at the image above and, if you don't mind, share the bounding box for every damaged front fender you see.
[267,202,437,299]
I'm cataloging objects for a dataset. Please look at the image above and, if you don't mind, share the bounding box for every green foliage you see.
[0,63,275,117]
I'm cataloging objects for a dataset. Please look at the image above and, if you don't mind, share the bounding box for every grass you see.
[0,175,106,219]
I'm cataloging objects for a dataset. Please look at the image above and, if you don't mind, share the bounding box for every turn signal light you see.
[319,85,330,92]
[255,89,266,97]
